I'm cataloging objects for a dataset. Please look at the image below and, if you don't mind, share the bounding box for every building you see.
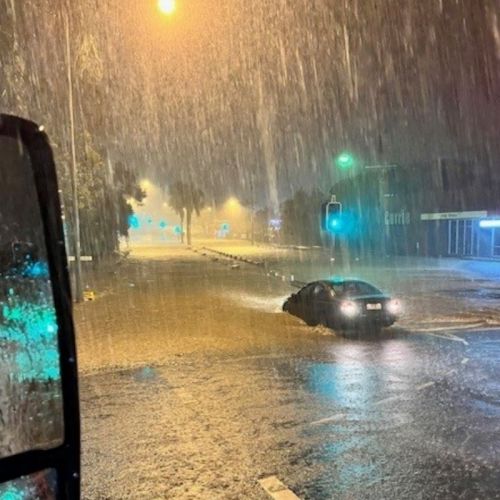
[332,159,500,259]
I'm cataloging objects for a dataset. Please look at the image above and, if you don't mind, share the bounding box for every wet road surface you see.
[77,247,500,498]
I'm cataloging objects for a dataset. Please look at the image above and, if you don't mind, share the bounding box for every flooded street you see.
[1,1,500,497]
[77,245,500,499]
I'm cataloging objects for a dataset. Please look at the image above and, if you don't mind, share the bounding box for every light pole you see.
[250,174,255,245]
[64,6,83,303]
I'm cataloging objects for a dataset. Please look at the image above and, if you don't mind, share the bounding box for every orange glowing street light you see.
[158,0,176,15]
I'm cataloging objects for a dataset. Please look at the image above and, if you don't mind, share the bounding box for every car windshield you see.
[1,1,500,498]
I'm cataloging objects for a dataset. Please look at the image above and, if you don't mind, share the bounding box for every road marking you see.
[259,476,301,500]
[414,331,469,345]
[373,394,403,406]
[415,381,435,391]
[310,413,347,426]
[446,333,470,345]
[461,357,469,365]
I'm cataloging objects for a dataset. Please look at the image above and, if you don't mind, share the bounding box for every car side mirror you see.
[0,115,80,498]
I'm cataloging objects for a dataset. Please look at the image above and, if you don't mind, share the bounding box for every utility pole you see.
[328,192,337,274]
[250,174,255,245]
[64,7,83,302]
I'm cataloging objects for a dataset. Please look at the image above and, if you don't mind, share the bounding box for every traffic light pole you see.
[326,192,338,274]
[329,232,335,275]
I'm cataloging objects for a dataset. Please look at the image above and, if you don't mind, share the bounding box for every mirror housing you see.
[0,114,80,497]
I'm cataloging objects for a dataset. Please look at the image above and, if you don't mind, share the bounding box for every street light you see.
[225,197,242,214]
[158,0,176,15]
[63,6,83,303]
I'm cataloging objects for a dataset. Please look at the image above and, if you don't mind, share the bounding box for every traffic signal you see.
[321,201,342,232]
[334,152,355,169]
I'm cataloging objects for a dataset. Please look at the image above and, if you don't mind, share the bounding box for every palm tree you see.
[168,181,205,245]
[168,181,186,243]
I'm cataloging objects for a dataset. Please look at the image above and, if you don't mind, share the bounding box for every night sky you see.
[1,0,499,208]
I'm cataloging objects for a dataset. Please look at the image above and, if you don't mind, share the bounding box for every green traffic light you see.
[335,152,355,169]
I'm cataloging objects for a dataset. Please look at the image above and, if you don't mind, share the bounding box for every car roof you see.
[301,279,379,289]
[324,278,368,286]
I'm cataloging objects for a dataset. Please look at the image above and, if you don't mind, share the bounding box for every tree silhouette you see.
[168,181,205,245]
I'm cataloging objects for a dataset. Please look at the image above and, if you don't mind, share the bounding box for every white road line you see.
[461,357,469,364]
[446,333,470,345]
[259,476,301,500]
[310,413,347,426]
[415,331,469,345]
[415,381,435,391]
[411,323,482,333]
[373,394,403,406]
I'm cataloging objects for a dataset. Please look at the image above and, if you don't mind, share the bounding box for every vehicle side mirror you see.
[0,115,80,498]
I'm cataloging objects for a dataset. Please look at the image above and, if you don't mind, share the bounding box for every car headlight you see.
[340,300,360,317]
[386,299,401,315]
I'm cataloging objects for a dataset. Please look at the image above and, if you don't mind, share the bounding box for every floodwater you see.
[78,246,500,498]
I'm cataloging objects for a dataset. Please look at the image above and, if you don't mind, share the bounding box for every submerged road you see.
[77,247,500,499]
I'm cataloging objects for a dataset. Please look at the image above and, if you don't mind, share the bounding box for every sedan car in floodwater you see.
[283,279,401,333]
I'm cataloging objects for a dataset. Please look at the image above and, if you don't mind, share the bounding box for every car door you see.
[0,115,80,498]
[295,284,319,323]
[310,283,330,321]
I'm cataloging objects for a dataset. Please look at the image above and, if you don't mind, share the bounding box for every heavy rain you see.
[1,0,500,498]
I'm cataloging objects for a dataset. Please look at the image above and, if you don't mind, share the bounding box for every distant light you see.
[159,220,168,229]
[225,197,241,213]
[335,152,355,169]
[479,219,500,228]
[269,218,282,229]
[173,225,182,234]
[221,222,230,232]
[128,214,140,229]
[158,0,176,15]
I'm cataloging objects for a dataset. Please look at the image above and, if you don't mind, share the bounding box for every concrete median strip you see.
[258,476,301,500]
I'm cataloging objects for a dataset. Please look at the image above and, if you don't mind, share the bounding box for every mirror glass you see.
[0,135,64,458]
[0,469,57,499]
